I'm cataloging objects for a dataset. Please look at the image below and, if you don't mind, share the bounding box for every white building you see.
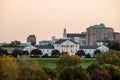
[80,45,109,56]
[54,39,79,55]
[22,28,109,57]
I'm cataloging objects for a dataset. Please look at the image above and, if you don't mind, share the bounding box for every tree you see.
[85,53,91,58]
[59,66,91,80]
[22,51,29,56]
[56,54,83,72]
[0,56,19,80]
[31,49,42,57]
[42,54,49,58]
[91,68,112,80]
[102,64,120,80]
[61,52,68,55]
[107,41,120,51]
[0,48,8,56]
[87,62,100,74]
[18,60,48,80]
[75,50,86,57]
[9,40,21,47]
[43,67,56,80]
[12,48,22,58]
[94,49,101,55]
[95,50,120,66]
[52,50,60,57]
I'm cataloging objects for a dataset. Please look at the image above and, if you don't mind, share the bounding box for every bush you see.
[56,54,83,72]
[95,50,120,66]
[87,62,100,74]
[42,54,49,58]
[43,67,56,80]
[91,68,112,80]
[102,64,120,80]
[59,66,91,80]
[0,56,19,80]
[18,59,48,80]
[85,53,91,58]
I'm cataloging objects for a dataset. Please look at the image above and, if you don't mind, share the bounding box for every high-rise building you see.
[27,35,36,45]
[86,23,114,46]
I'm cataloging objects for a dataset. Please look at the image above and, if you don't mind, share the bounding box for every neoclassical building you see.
[23,28,109,56]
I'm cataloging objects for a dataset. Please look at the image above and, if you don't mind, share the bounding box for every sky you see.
[0,0,120,43]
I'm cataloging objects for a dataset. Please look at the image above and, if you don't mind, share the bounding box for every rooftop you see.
[80,46,99,49]
[67,33,86,38]
[88,23,106,29]
[55,39,78,44]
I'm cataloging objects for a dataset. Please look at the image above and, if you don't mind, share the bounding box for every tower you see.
[63,28,67,38]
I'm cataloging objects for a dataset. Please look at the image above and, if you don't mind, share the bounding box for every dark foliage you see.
[91,68,112,80]
[85,53,91,58]
[75,50,86,57]
[22,51,29,56]
[31,49,42,57]
[107,41,120,51]
[52,50,60,57]
[0,48,8,56]
[12,49,22,58]
[94,49,101,55]
[59,66,91,80]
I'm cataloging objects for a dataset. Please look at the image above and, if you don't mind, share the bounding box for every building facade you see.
[63,28,86,46]
[86,23,114,46]
[27,35,36,45]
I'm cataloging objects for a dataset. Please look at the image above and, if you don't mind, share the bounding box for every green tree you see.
[102,64,120,80]
[107,41,120,51]
[18,59,48,80]
[75,50,86,57]
[12,48,22,58]
[52,49,60,57]
[43,67,56,80]
[95,50,120,66]
[9,40,21,47]
[22,51,29,56]
[31,49,42,57]
[94,49,101,55]
[0,48,8,56]
[59,66,91,80]
[56,54,83,72]
[85,53,91,58]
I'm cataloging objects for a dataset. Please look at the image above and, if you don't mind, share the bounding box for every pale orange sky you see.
[0,0,120,43]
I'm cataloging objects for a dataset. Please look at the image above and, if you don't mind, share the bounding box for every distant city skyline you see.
[0,0,120,43]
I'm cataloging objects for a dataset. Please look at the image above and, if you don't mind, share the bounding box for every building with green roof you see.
[86,23,114,46]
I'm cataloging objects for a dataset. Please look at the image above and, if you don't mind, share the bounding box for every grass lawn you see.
[17,57,95,69]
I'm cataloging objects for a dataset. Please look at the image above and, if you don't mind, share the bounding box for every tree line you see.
[0,46,120,80]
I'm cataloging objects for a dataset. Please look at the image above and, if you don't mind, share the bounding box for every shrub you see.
[56,54,83,72]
